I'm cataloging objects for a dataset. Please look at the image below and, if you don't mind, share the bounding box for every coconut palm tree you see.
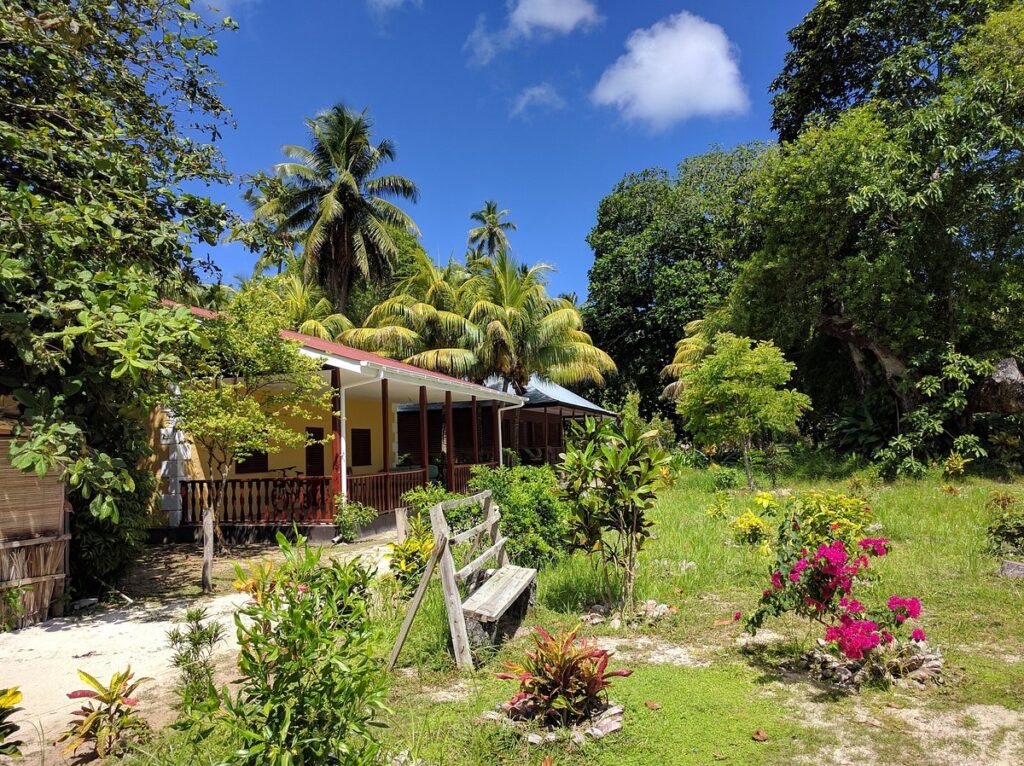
[257,104,419,311]
[341,250,481,376]
[468,200,516,259]
[469,251,615,395]
[272,272,353,340]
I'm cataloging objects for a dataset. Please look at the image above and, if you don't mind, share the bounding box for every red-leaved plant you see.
[56,667,150,759]
[495,625,631,727]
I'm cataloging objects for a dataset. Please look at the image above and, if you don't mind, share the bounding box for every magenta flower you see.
[911,628,926,642]
[858,537,890,557]
[771,571,784,590]
[839,597,864,614]
[789,558,809,582]
[824,619,881,660]
[887,595,922,623]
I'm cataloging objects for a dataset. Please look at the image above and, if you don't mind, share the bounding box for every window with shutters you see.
[351,428,372,467]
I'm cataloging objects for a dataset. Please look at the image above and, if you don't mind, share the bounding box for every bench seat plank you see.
[462,565,536,623]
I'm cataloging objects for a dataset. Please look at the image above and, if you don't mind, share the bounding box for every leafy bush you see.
[468,465,569,569]
[401,482,461,520]
[942,451,972,479]
[167,607,224,714]
[388,515,436,593]
[0,687,23,758]
[333,497,378,543]
[495,626,631,727]
[223,533,387,766]
[709,464,740,491]
[703,490,733,520]
[987,493,1024,558]
[775,490,873,552]
[57,667,150,759]
[729,510,771,547]
[0,586,26,632]
[558,417,670,611]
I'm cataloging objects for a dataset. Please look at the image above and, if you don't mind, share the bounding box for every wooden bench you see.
[385,490,537,671]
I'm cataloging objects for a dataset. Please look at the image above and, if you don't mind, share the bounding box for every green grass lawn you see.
[120,467,1024,765]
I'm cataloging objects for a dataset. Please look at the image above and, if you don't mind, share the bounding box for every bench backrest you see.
[428,490,510,584]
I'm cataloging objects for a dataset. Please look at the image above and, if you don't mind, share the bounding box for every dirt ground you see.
[1,533,394,765]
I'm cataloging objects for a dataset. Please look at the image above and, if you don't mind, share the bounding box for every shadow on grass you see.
[741,640,852,703]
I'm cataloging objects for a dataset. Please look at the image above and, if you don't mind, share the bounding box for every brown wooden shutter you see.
[351,428,372,466]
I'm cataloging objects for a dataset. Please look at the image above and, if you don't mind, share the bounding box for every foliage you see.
[987,493,1024,558]
[57,668,150,759]
[0,0,231,547]
[0,586,26,633]
[558,417,670,611]
[495,626,631,727]
[168,284,332,587]
[167,607,224,714]
[388,515,436,593]
[334,498,378,543]
[771,490,874,553]
[401,482,462,520]
[254,104,419,311]
[467,465,570,569]
[266,271,353,340]
[770,0,1010,140]
[0,687,22,758]
[874,347,990,478]
[616,390,676,450]
[708,464,741,491]
[729,510,771,548]
[223,533,387,765]
[676,333,811,488]
[943,452,972,479]
[582,146,765,420]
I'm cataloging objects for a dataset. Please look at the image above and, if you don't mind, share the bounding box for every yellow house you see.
[152,312,524,537]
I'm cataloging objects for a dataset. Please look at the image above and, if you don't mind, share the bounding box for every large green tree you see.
[0,1,232,591]
[734,5,1024,425]
[582,145,764,419]
[257,105,419,312]
[770,0,1011,141]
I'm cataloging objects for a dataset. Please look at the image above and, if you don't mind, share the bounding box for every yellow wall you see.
[146,397,395,494]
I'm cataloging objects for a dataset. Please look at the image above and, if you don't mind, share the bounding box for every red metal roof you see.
[161,300,510,398]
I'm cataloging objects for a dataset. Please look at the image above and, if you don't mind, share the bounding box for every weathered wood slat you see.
[435,490,492,512]
[455,537,507,582]
[462,565,537,622]
[451,510,501,546]
[0,572,66,589]
[0,534,70,551]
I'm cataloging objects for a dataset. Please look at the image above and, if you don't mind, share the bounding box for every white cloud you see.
[509,0,600,36]
[466,0,601,65]
[510,83,566,119]
[366,0,420,13]
[591,12,748,130]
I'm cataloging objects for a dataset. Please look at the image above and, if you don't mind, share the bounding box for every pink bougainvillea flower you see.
[882,631,894,644]
[733,611,742,621]
[858,537,890,557]
[839,597,865,613]
[789,558,809,582]
[887,595,923,623]
[771,571,784,590]
[824,619,881,660]
[762,588,772,598]
[911,628,926,642]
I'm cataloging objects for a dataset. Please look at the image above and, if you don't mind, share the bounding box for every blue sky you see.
[203,0,814,299]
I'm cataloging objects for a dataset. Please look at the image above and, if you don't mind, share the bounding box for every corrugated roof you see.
[485,374,614,415]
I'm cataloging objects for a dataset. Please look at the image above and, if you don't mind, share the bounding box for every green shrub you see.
[333,497,378,543]
[729,510,772,547]
[468,464,569,569]
[709,464,741,491]
[388,516,436,593]
[223,533,387,766]
[987,492,1024,557]
[167,607,224,714]
[772,490,874,552]
[495,625,631,726]
[400,482,461,520]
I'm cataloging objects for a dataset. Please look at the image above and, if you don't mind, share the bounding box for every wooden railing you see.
[347,468,428,513]
[180,476,332,525]
[450,462,497,494]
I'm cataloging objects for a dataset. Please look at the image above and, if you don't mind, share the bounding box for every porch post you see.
[471,396,479,465]
[381,378,390,509]
[491,400,501,466]
[340,386,348,501]
[445,390,454,488]
[543,405,549,464]
[331,368,342,499]
[418,386,428,485]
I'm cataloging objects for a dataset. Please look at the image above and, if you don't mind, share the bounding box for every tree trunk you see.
[201,506,214,593]
[817,314,912,409]
[968,358,1024,415]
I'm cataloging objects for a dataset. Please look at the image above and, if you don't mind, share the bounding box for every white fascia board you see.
[297,347,365,375]
[358,360,523,404]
